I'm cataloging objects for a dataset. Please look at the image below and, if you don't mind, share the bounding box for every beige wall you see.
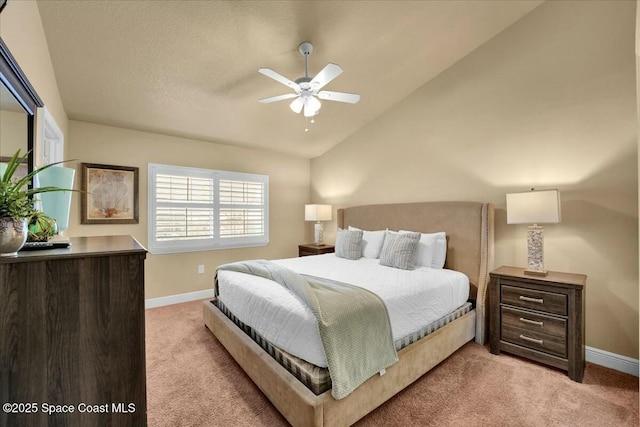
[66,120,310,299]
[0,1,68,141]
[312,1,639,358]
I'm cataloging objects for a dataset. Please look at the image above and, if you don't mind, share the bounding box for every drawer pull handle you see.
[519,317,544,326]
[519,295,544,304]
[519,334,544,345]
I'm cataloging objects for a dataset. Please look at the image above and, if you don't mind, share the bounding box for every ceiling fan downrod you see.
[299,41,313,79]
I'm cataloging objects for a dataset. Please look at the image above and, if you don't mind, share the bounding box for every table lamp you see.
[506,189,561,276]
[305,204,332,245]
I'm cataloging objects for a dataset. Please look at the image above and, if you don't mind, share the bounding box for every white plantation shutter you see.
[148,164,269,254]
[219,179,265,238]
[155,175,214,241]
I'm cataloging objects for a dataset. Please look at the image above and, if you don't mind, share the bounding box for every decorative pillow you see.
[348,226,386,259]
[400,230,447,269]
[379,231,420,270]
[335,229,363,260]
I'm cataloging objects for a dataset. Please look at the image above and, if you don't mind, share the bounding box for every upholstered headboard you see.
[337,201,494,344]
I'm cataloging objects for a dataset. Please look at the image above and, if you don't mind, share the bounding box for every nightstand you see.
[489,266,586,382]
[298,243,335,257]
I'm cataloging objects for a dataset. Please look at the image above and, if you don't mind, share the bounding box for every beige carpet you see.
[146,300,638,426]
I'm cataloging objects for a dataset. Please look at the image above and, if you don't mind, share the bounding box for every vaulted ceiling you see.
[37,1,543,158]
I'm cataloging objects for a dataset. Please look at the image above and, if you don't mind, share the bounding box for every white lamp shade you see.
[304,96,321,117]
[506,189,561,225]
[305,204,332,222]
[290,97,304,114]
[37,166,75,231]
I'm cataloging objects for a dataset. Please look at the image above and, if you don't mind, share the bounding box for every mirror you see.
[0,37,44,175]
[0,81,28,172]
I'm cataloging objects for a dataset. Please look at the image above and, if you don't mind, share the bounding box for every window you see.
[148,163,269,254]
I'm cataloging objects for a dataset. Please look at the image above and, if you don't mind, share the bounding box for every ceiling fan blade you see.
[290,97,304,114]
[259,93,298,104]
[258,68,300,91]
[317,91,360,104]
[310,63,343,91]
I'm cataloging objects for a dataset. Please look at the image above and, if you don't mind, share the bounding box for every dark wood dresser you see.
[0,235,147,426]
[489,266,586,382]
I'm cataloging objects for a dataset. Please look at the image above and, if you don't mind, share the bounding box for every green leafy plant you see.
[0,149,74,220]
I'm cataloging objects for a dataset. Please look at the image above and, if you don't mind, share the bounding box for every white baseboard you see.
[586,346,639,377]
[145,292,639,378]
[145,289,215,309]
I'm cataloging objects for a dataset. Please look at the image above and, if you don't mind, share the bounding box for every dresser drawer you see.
[501,283,567,316]
[501,323,567,358]
[501,306,567,339]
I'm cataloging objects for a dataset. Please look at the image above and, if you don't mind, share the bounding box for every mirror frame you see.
[0,36,44,174]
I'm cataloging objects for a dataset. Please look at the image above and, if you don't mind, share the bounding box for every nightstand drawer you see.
[501,283,567,316]
[298,244,335,257]
[502,324,567,358]
[501,306,567,339]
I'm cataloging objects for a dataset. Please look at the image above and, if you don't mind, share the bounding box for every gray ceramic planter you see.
[0,217,27,256]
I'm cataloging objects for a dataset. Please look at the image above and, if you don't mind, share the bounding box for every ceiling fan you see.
[258,42,360,117]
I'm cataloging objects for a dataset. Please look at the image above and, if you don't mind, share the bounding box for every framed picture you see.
[0,156,28,182]
[81,163,139,224]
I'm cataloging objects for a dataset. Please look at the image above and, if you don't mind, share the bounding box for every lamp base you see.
[526,225,546,274]
[313,222,324,245]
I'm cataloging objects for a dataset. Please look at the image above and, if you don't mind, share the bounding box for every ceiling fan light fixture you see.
[258,42,360,118]
[304,107,319,118]
[304,96,321,117]
[290,97,304,114]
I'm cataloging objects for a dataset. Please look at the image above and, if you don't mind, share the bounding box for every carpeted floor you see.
[146,300,638,426]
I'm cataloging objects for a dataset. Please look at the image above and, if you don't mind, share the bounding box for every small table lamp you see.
[305,204,332,245]
[506,189,561,276]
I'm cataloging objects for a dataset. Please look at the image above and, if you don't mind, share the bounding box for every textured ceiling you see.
[37,1,542,158]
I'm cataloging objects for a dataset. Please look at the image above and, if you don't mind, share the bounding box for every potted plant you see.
[0,149,72,256]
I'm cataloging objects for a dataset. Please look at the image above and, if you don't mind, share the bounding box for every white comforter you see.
[217,254,469,368]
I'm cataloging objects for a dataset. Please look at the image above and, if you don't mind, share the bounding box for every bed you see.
[203,201,494,426]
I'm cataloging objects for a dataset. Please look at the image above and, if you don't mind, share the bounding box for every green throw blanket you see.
[216,260,398,399]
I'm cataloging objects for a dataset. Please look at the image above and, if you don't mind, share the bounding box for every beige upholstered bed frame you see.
[203,201,494,426]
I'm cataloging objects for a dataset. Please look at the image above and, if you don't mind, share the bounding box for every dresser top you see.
[490,265,586,287]
[0,235,147,264]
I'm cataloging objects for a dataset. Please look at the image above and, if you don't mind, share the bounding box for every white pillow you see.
[348,226,386,259]
[400,230,447,269]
